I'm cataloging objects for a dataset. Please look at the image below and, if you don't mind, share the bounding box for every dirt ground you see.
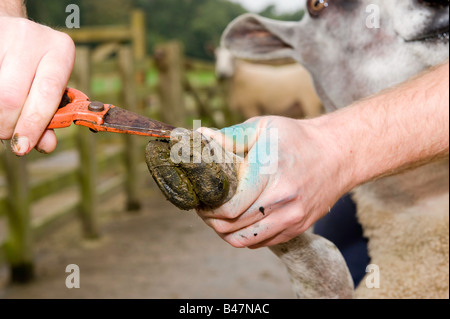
[0,177,294,299]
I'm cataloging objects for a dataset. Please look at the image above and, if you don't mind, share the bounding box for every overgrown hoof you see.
[145,130,238,211]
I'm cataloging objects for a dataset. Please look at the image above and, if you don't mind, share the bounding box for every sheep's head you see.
[222,0,449,111]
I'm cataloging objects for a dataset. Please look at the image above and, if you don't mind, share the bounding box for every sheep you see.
[221,0,449,299]
[215,47,323,120]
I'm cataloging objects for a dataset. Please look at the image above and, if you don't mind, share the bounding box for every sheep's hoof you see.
[145,130,238,211]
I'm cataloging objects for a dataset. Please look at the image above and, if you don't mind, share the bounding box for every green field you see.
[91,63,217,97]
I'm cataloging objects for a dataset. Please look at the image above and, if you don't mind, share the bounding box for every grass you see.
[91,66,217,96]
[186,69,216,87]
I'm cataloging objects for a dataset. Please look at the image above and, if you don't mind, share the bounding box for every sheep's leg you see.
[270,232,354,299]
[146,133,353,298]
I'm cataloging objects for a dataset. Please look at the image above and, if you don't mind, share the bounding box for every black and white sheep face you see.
[221,0,449,111]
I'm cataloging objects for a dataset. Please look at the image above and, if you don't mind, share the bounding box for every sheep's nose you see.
[417,0,449,8]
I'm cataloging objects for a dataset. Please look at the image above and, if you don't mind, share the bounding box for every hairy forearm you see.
[0,0,26,17]
[319,61,449,191]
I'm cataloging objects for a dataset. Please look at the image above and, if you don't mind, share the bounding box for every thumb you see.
[198,117,264,156]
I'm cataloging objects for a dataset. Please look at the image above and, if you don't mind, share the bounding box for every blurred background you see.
[0,0,311,299]
[27,0,304,61]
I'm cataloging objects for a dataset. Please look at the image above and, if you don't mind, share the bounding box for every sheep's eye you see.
[308,0,329,17]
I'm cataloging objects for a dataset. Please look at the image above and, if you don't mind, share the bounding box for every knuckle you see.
[54,32,76,59]
[60,33,75,51]
[211,219,233,234]
[15,18,34,32]
[19,111,44,131]
[36,76,64,99]
[14,19,38,42]
[0,114,16,140]
[291,209,307,227]
[0,129,13,140]
[0,86,23,110]
[222,209,241,220]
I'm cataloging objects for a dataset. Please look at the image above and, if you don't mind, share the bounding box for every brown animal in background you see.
[215,47,323,119]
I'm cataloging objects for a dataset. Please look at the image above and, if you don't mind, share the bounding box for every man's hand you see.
[196,116,351,249]
[0,15,75,155]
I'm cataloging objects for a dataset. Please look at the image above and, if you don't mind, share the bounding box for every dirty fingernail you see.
[36,147,49,154]
[11,134,30,156]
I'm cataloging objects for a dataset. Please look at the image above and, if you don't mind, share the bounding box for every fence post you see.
[154,41,186,127]
[118,45,142,211]
[74,46,100,239]
[131,9,146,71]
[131,9,147,115]
[1,149,34,283]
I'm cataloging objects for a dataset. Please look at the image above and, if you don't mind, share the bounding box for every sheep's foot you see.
[145,130,238,210]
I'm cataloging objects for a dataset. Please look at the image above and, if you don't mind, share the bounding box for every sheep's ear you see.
[221,13,298,63]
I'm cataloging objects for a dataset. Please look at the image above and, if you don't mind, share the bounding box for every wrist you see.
[297,116,358,196]
[311,107,373,193]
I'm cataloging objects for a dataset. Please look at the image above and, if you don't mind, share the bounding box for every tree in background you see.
[27,0,134,29]
[258,4,305,21]
[26,0,303,61]
[26,0,77,26]
[134,0,247,60]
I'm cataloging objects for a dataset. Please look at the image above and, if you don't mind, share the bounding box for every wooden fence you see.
[0,9,229,284]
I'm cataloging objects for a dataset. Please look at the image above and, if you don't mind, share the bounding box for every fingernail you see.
[36,147,49,154]
[11,134,30,156]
